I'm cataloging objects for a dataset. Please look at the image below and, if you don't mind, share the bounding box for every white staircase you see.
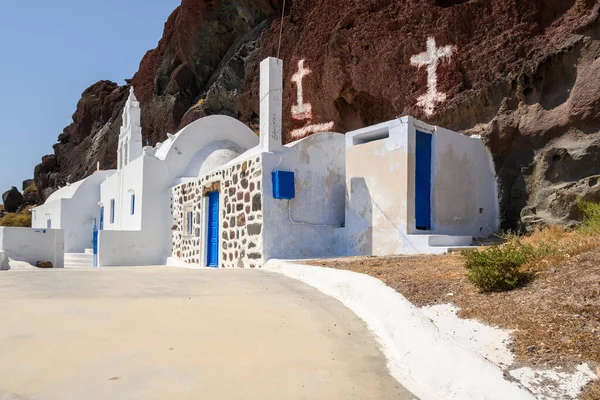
[403,234,473,255]
[64,249,94,268]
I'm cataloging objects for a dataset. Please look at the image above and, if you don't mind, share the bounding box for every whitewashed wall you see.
[344,119,411,256]
[32,199,64,230]
[100,158,144,231]
[344,116,499,256]
[32,170,115,253]
[0,227,64,267]
[98,115,259,267]
[429,127,500,236]
[262,132,346,260]
[97,230,163,267]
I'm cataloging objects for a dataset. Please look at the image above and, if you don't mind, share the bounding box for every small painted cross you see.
[291,59,313,120]
[410,37,454,116]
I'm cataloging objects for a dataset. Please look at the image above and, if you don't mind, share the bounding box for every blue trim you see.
[130,194,135,215]
[415,130,432,230]
[206,192,219,267]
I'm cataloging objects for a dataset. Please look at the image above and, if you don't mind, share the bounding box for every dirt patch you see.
[303,248,600,399]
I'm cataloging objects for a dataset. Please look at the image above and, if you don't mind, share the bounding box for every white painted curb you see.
[264,260,535,400]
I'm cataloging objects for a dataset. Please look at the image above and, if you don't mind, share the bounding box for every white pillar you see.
[260,57,283,153]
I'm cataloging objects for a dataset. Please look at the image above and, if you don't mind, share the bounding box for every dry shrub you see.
[578,200,600,235]
[0,212,32,227]
[462,239,538,292]
[463,202,600,292]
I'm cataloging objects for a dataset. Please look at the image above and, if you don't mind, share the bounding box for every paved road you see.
[0,267,416,400]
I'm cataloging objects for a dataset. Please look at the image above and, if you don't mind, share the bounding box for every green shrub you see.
[578,201,600,234]
[0,212,32,227]
[462,240,536,292]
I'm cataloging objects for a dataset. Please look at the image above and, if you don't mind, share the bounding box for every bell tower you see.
[118,86,143,169]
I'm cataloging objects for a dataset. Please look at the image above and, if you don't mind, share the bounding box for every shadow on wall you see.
[347,177,373,256]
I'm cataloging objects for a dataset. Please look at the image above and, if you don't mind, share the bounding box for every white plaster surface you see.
[118,87,143,170]
[0,227,64,268]
[260,57,283,153]
[97,230,164,267]
[264,260,535,400]
[432,127,499,237]
[32,170,115,253]
[509,364,598,400]
[420,303,515,369]
[262,132,346,260]
[344,116,499,256]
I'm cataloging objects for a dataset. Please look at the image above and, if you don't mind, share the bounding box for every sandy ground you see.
[0,267,416,400]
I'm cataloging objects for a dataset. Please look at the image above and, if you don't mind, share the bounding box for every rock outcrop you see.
[21,179,37,205]
[2,187,24,213]
[33,0,600,230]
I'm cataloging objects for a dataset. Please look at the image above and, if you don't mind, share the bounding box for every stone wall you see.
[171,155,263,268]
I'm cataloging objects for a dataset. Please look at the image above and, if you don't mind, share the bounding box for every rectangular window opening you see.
[110,199,116,224]
[130,194,136,215]
[352,128,390,146]
[184,206,193,236]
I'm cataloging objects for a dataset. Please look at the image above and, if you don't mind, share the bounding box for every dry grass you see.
[304,224,600,398]
[0,211,32,227]
[190,97,206,110]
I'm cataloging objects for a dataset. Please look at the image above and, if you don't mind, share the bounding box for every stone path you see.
[0,267,416,400]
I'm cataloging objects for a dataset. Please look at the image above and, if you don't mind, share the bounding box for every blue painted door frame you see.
[93,218,99,268]
[415,130,432,230]
[206,191,220,267]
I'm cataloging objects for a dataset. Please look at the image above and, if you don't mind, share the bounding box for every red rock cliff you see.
[35,0,600,230]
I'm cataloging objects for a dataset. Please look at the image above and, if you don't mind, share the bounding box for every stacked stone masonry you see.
[171,156,263,268]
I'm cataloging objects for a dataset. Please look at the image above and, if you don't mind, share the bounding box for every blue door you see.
[415,130,432,230]
[206,191,219,267]
[93,218,99,268]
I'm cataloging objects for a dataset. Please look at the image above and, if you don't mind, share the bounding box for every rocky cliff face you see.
[34,0,600,231]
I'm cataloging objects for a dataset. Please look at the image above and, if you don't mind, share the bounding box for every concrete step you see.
[65,255,94,262]
[403,234,474,255]
[84,248,94,255]
[64,253,94,268]
[427,235,472,247]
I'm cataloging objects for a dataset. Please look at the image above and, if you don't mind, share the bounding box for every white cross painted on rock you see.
[291,59,313,120]
[410,37,454,116]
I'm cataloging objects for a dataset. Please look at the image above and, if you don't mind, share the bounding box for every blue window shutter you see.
[131,194,135,215]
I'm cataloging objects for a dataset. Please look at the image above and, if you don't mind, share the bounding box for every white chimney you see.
[259,57,283,153]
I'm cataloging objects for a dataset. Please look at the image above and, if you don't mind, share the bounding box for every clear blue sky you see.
[0,0,181,194]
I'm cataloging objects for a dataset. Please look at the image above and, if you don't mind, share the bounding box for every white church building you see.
[29,57,499,268]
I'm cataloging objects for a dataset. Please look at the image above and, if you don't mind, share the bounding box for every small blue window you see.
[130,194,135,215]
[110,199,115,223]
